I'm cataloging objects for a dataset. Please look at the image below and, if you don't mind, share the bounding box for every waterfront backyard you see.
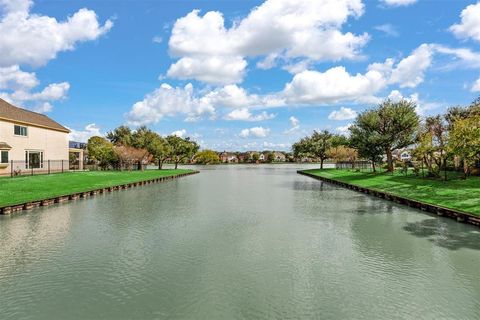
[302,169,480,216]
[0,164,479,319]
[0,169,193,207]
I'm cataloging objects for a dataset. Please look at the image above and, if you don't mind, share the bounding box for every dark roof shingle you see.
[0,98,69,133]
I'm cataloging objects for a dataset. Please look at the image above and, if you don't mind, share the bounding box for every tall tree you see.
[131,126,156,149]
[106,125,133,146]
[148,134,172,169]
[166,135,199,169]
[413,115,448,177]
[292,130,334,169]
[87,136,117,169]
[349,111,384,172]
[195,150,220,164]
[292,137,310,162]
[266,152,275,163]
[373,99,419,172]
[310,130,333,169]
[448,115,480,179]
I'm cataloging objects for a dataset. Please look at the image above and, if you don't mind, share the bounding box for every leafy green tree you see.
[166,135,199,169]
[369,99,419,172]
[330,134,349,148]
[87,136,117,169]
[195,150,221,164]
[311,130,334,169]
[106,125,132,146]
[266,152,275,163]
[251,152,260,163]
[445,99,480,130]
[148,134,172,169]
[292,137,311,162]
[349,111,384,172]
[131,126,156,149]
[292,130,334,168]
[448,115,480,178]
[412,115,448,178]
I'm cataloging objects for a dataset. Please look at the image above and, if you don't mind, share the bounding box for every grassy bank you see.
[0,169,194,207]
[302,169,480,216]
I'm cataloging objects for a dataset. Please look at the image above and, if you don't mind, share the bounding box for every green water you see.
[0,164,479,319]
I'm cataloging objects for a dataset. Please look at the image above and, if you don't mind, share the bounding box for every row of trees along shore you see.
[87,126,199,170]
[293,97,480,179]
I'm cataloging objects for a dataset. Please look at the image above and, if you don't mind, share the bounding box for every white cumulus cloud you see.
[387,90,440,116]
[336,123,352,136]
[239,127,270,138]
[68,123,102,142]
[171,129,187,138]
[0,65,38,90]
[224,108,275,121]
[284,116,300,134]
[380,0,417,7]
[126,83,284,125]
[0,1,113,67]
[283,67,385,104]
[167,56,247,85]
[450,2,480,42]
[125,83,215,126]
[167,0,369,84]
[0,65,70,113]
[328,107,357,120]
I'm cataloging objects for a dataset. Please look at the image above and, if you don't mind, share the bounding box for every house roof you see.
[0,98,69,133]
[0,142,12,149]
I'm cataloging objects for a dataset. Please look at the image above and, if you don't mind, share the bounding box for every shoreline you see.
[298,170,480,227]
[0,170,199,216]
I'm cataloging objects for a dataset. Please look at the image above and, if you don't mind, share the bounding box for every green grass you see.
[302,168,480,216]
[0,169,194,207]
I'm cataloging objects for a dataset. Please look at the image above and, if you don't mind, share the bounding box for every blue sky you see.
[1,0,480,151]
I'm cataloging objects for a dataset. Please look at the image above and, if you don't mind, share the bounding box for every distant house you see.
[259,153,266,162]
[273,151,286,162]
[0,98,70,175]
[219,152,238,163]
[237,152,250,163]
[392,148,412,161]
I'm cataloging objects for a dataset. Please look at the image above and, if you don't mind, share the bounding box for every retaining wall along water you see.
[298,170,480,227]
[0,171,199,215]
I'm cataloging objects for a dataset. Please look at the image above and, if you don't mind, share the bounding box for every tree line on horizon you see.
[87,126,199,170]
[293,97,480,179]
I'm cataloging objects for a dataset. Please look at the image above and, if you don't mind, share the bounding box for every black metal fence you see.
[4,160,147,177]
[335,161,372,170]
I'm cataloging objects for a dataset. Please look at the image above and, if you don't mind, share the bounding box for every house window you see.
[14,125,28,136]
[25,150,44,169]
[0,151,8,163]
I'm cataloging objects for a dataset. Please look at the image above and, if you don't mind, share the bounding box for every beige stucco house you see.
[0,98,70,175]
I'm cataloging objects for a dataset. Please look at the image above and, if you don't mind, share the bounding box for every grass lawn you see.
[0,169,194,207]
[302,169,480,216]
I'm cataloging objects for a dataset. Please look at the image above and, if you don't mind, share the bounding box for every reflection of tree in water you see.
[403,218,480,251]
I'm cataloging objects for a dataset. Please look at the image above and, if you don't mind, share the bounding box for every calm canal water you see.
[0,164,479,319]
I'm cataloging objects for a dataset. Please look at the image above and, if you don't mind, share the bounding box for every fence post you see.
[62,160,64,173]
[48,160,51,175]
[31,164,33,176]
[10,160,13,177]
